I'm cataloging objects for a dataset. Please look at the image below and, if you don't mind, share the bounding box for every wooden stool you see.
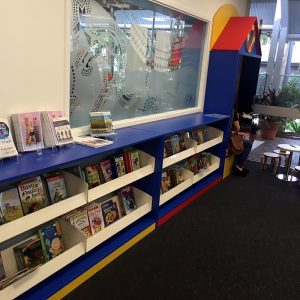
[273,149,290,168]
[260,152,281,175]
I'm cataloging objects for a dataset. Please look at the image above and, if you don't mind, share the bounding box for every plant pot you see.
[259,120,281,140]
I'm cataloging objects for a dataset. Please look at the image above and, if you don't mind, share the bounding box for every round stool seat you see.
[261,152,281,175]
[273,149,290,156]
[295,166,300,172]
[263,152,280,158]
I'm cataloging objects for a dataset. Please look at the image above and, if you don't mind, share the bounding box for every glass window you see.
[70,0,207,128]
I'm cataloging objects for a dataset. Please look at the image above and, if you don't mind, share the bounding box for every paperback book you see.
[38,220,64,261]
[17,176,48,215]
[52,116,73,146]
[112,154,127,177]
[0,187,24,222]
[85,165,101,189]
[119,186,137,215]
[41,111,63,148]
[101,198,120,227]
[161,171,171,194]
[87,203,103,235]
[69,209,92,238]
[99,160,114,183]
[11,112,44,152]
[0,118,18,159]
[44,172,68,204]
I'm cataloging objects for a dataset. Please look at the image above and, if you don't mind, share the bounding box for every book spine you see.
[38,229,49,262]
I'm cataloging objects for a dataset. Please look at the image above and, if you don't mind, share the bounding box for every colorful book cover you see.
[161,171,171,194]
[52,117,73,145]
[38,220,64,261]
[101,198,120,227]
[17,177,48,215]
[18,112,44,151]
[0,254,5,281]
[175,166,184,185]
[191,129,200,145]
[85,165,101,189]
[129,150,140,171]
[113,154,126,177]
[164,137,173,157]
[188,156,199,175]
[0,187,24,222]
[13,238,45,271]
[74,136,113,148]
[89,112,114,136]
[0,118,18,159]
[170,135,180,154]
[197,129,204,144]
[123,152,132,173]
[87,204,103,235]
[69,209,92,238]
[99,160,114,182]
[178,132,187,152]
[119,186,137,215]
[45,173,68,204]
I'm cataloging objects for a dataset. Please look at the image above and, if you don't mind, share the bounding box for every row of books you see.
[67,148,141,189]
[0,220,64,290]
[0,172,68,224]
[160,152,212,194]
[62,185,137,237]
[163,128,209,158]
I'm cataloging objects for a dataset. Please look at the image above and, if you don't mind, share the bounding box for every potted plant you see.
[259,115,282,140]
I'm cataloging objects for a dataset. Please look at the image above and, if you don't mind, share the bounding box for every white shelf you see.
[162,126,223,168]
[159,169,194,206]
[0,171,87,243]
[0,220,85,300]
[85,187,152,252]
[88,151,155,202]
[195,126,223,154]
[193,155,220,184]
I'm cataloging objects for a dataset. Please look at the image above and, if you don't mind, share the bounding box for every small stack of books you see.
[164,132,190,158]
[160,165,185,194]
[184,152,212,175]
[89,112,114,137]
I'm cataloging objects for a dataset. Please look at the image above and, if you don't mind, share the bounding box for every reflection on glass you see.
[70,0,207,128]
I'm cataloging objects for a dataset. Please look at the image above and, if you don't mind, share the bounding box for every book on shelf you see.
[0,187,24,222]
[128,149,140,171]
[101,198,120,227]
[119,186,137,215]
[170,134,181,155]
[89,112,114,137]
[74,136,113,148]
[85,165,101,189]
[13,238,45,271]
[188,156,199,175]
[51,116,73,146]
[112,154,127,177]
[0,118,18,159]
[169,165,184,187]
[164,137,173,158]
[38,220,64,261]
[43,172,68,204]
[178,132,187,152]
[41,111,63,148]
[11,112,44,152]
[99,159,114,183]
[161,171,171,194]
[69,209,92,238]
[17,176,49,215]
[87,203,103,235]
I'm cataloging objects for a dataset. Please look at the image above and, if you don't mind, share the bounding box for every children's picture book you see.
[38,220,64,261]
[85,165,101,189]
[170,134,181,155]
[0,118,18,159]
[119,186,137,215]
[0,254,5,281]
[87,204,103,235]
[13,238,45,271]
[89,112,114,137]
[11,112,44,152]
[69,209,92,238]
[161,171,171,194]
[17,176,48,215]
[44,172,68,204]
[101,198,120,227]
[52,117,73,145]
[178,132,187,152]
[99,160,114,182]
[129,149,140,171]
[0,187,24,222]
[112,154,127,177]
[164,137,173,157]
[188,156,199,175]
[74,136,113,148]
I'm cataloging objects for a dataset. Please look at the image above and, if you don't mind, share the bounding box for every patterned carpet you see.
[248,136,300,167]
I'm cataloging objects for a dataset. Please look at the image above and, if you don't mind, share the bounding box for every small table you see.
[276,144,300,181]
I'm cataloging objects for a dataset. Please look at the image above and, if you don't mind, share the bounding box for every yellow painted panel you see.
[49,224,156,300]
[223,154,235,178]
[210,4,239,49]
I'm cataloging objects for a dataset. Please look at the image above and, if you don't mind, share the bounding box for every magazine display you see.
[52,117,73,146]
[11,112,44,152]
[0,118,18,159]
[41,111,63,147]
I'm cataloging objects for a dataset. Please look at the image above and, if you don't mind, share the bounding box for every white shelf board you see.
[0,172,87,243]
[85,188,152,252]
[88,151,155,202]
[159,169,194,206]
[193,155,220,184]
[163,143,196,168]
[195,126,223,154]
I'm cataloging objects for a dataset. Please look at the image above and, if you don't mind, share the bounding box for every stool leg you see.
[260,156,266,171]
[273,158,279,175]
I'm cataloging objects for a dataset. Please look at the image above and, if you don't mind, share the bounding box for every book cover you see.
[17,177,48,215]
[69,209,92,238]
[87,204,103,235]
[17,112,44,151]
[38,220,64,261]
[188,156,199,175]
[175,166,184,185]
[113,154,126,177]
[197,128,204,144]
[164,137,173,157]
[45,173,68,204]
[0,118,18,159]
[129,150,140,171]
[13,238,45,271]
[99,160,114,182]
[170,135,180,155]
[85,165,101,189]
[101,198,120,227]
[74,136,113,148]
[89,112,114,136]
[123,151,132,173]
[191,129,200,145]
[161,171,171,194]
[119,186,137,215]
[52,117,73,145]
[0,187,24,222]
[178,132,187,152]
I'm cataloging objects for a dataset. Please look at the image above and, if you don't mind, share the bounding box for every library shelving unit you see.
[0,112,229,299]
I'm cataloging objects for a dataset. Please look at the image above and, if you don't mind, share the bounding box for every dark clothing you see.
[235,138,252,167]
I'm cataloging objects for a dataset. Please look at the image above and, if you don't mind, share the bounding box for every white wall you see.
[0,0,247,121]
